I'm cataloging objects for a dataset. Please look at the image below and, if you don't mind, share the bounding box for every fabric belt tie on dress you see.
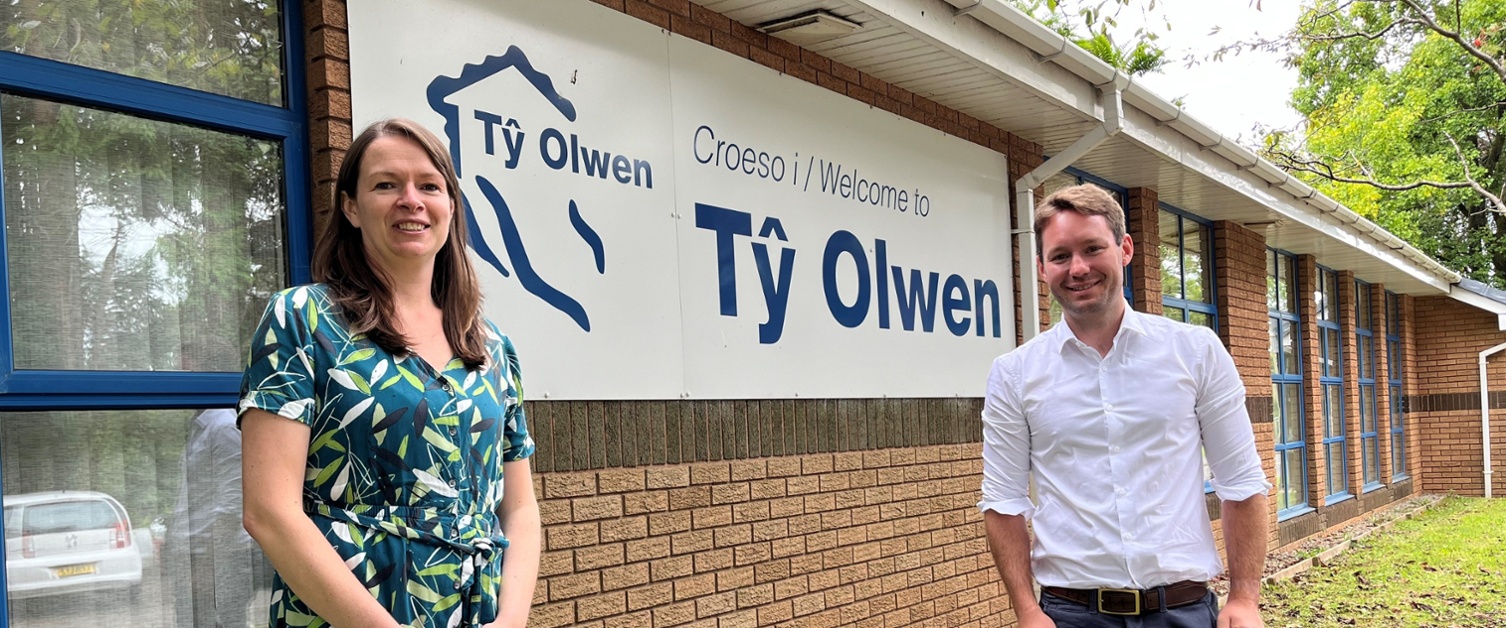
[1043,580,1208,616]
[304,496,506,625]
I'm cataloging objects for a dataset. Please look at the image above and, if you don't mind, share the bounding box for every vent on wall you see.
[757,10,861,46]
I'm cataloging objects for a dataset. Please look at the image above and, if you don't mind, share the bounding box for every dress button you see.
[454,580,464,591]
[448,479,457,488]
[442,382,453,392]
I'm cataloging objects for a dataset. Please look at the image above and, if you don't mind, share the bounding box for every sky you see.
[1107,0,1305,145]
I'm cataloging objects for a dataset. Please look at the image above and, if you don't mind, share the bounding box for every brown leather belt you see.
[1042,580,1208,616]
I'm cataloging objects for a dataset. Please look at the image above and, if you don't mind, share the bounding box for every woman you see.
[239,118,540,628]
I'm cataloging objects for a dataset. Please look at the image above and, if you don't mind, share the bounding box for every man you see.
[979,184,1270,628]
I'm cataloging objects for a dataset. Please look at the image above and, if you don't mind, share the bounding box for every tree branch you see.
[1444,131,1506,213]
[1271,149,1485,194]
[1304,18,1421,42]
[1399,0,1506,86]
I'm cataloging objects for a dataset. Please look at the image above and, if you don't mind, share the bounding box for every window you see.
[1159,206,1216,330]
[0,1,307,624]
[1387,291,1407,479]
[1317,267,1348,502]
[1269,250,1309,518]
[0,0,310,405]
[1355,281,1382,491]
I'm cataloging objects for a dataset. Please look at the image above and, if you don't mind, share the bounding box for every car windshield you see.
[22,500,120,535]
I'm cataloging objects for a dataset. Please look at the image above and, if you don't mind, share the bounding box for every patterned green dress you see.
[238,284,535,628]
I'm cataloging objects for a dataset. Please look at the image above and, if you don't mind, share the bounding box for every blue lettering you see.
[942,274,970,336]
[823,231,870,328]
[579,143,611,179]
[974,279,1001,338]
[890,266,939,332]
[634,159,653,189]
[695,203,752,316]
[475,110,503,155]
[876,239,889,329]
[540,128,568,170]
[693,125,716,164]
[612,155,632,184]
[753,232,795,344]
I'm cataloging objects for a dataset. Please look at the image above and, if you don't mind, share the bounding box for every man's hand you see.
[1016,606,1057,628]
[1217,597,1264,628]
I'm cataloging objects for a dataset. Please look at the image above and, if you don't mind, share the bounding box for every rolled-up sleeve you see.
[978,355,1035,517]
[1194,328,1272,502]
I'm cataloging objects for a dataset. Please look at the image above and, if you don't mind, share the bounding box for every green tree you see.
[1009,0,1169,76]
[1261,0,1506,284]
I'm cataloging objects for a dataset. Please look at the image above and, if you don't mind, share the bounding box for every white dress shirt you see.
[979,309,1271,589]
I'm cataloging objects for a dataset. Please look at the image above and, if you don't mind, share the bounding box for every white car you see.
[4,491,143,600]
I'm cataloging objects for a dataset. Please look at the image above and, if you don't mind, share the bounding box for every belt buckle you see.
[1097,588,1141,616]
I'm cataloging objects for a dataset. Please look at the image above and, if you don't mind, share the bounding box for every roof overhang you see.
[698,0,1476,300]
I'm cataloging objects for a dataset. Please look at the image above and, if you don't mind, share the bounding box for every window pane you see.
[1324,384,1343,437]
[1280,256,1297,314]
[1184,223,1210,303]
[1042,172,1079,198]
[0,1,284,105]
[1283,449,1304,510]
[1283,383,1304,443]
[3,95,286,372]
[1188,310,1212,329]
[1159,211,1181,299]
[1164,305,1185,323]
[1358,386,1371,432]
[1324,329,1341,378]
[1355,283,1371,329]
[1324,272,1339,320]
[1328,442,1347,494]
[1266,251,1279,311]
[1282,321,1298,375]
[1269,320,1280,374]
[2,409,271,625]
[1360,337,1373,380]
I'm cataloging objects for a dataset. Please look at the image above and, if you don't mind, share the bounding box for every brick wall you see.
[1126,189,1161,316]
[528,446,1007,628]
[1412,296,1506,496]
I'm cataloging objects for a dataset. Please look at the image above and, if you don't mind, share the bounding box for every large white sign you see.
[349,0,1013,399]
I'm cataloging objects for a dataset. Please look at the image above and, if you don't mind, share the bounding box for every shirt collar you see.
[1048,302,1145,354]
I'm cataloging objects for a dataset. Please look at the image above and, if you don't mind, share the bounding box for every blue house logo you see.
[429,46,647,333]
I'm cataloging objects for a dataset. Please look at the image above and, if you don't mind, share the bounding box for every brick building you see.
[1,1,1503,627]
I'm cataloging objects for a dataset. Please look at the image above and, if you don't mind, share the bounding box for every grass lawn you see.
[1262,496,1506,627]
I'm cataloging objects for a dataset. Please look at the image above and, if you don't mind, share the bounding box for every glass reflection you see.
[2,409,270,627]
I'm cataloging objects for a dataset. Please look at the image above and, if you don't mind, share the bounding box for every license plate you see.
[54,563,97,578]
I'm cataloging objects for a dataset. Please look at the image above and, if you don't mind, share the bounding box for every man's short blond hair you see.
[1033,184,1126,258]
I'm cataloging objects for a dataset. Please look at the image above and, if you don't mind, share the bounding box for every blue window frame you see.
[0,4,308,624]
[1158,204,1217,331]
[1387,291,1408,480]
[1317,266,1349,502]
[0,10,311,410]
[1355,280,1382,491]
[1269,249,1310,518]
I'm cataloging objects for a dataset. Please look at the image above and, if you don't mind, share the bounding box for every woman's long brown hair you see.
[311,118,488,370]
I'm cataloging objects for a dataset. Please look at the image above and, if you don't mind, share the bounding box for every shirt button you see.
[1104,403,1114,411]
[1111,445,1121,453]
[1115,486,1127,496]
[1123,532,1135,541]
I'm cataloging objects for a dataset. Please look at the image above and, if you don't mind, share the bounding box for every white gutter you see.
[1480,342,1506,498]
[1016,83,1126,341]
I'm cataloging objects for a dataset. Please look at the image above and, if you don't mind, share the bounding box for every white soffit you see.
[690,0,1461,296]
